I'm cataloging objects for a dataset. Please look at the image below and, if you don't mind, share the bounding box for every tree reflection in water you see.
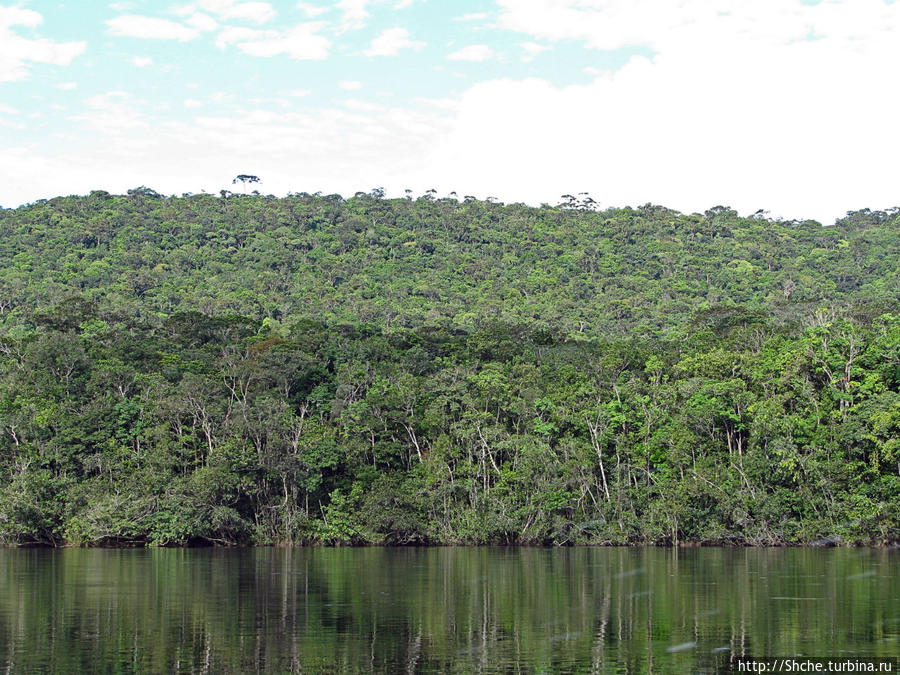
[0,547,897,673]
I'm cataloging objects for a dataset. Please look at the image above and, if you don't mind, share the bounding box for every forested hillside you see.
[1,189,898,546]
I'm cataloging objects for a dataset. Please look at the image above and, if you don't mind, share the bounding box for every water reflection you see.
[0,547,897,673]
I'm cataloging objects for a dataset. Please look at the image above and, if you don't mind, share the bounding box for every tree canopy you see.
[0,191,897,546]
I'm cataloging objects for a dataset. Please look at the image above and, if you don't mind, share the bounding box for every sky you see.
[0,0,898,223]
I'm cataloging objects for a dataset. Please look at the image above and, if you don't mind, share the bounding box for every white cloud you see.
[196,0,276,23]
[414,97,459,111]
[331,0,410,31]
[447,45,494,62]
[215,26,262,47]
[297,2,329,17]
[2,99,451,206]
[0,5,41,28]
[106,15,199,41]
[56,81,78,90]
[5,0,898,225]
[496,0,900,52]
[337,0,370,30]
[228,2,276,23]
[428,0,900,223]
[289,88,312,97]
[131,56,153,67]
[453,12,488,22]
[0,7,86,82]
[215,23,330,59]
[85,91,131,108]
[185,13,219,32]
[363,27,424,57]
[0,103,18,115]
[344,98,384,112]
[74,91,148,132]
[339,80,362,90]
[184,98,203,108]
[518,42,549,61]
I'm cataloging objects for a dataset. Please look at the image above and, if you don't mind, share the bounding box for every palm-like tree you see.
[232,174,261,194]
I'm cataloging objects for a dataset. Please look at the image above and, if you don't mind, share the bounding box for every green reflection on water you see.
[0,547,898,673]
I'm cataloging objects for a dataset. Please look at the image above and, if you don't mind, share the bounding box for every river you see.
[0,547,897,673]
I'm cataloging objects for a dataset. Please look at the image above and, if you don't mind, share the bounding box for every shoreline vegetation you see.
[3,539,894,549]
[1,190,898,548]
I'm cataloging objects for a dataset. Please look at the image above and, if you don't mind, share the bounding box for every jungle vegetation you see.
[0,188,898,546]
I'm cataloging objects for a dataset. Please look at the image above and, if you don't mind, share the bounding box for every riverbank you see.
[5,533,898,548]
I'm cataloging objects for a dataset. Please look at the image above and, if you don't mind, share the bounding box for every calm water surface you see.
[0,547,897,673]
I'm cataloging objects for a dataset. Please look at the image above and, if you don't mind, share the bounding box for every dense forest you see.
[0,188,898,546]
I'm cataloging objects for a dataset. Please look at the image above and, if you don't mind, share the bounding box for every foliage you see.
[0,192,898,545]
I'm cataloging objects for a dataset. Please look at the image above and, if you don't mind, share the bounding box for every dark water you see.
[0,547,897,673]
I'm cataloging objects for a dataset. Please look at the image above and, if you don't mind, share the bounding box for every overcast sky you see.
[1,0,898,222]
